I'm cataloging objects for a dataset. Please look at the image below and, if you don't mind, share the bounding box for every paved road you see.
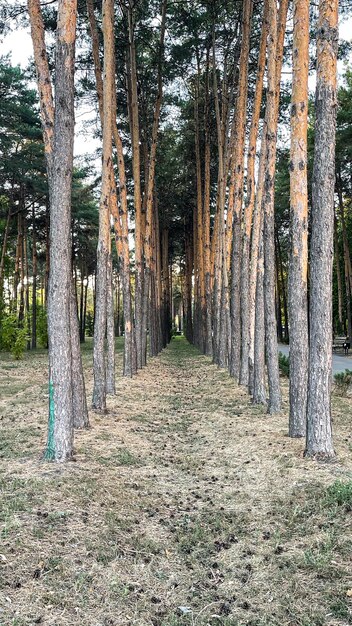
[278,344,352,374]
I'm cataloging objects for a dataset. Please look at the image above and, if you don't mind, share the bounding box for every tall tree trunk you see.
[233,0,253,386]
[306,0,338,459]
[25,223,31,350]
[127,6,144,369]
[263,0,289,414]
[92,0,115,412]
[18,207,25,324]
[249,131,267,394]
[32,204,37,349]
[46,0,78,459]
[212,37,227,368]
[228,2,254,378]
[28,0,88,456]
[246,2,268,391]
[87,0,134,378]
[203,46,212,357]
[194,50,205,353]
[13,213,21,315]
[143,0,167,361]
[288,0,309,437]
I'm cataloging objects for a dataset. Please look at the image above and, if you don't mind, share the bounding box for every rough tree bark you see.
[106,251,116,395]
[232,0,253,386]
[92,0,114,412]
[288,0,309,438]
[263,0,289,414]
[86,0,134,378]
[228,0,253,379]
[28,0,89,458]
[306,0,338,459]
[127,5,144,369]
[253,210,266,405]
[244,0,268,391]
[333,212,343,330]
[47,0,77,459]
[203,46,212,357]
[31,204,37,349]
[249,130,267,396]
[143,0,167,359]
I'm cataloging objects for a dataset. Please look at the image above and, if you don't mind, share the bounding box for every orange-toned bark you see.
[288,0,309,436]
[27,0,54,169]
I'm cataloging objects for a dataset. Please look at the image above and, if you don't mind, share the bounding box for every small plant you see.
[325,480,352,512]
[85,311,94,337]
[0,314,29,359]
[333,369,352,396]
[278,351,289,377]
[36,305,48,348]
[12,326,28,359]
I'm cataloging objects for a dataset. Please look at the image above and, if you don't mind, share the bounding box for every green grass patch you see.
[97,447,141,467]
[0,425,42,459]
[324,480,352,511]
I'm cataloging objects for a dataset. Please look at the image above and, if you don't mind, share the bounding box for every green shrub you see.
[85,311,94,337]
[36,306,48,348]
[333,369,352,396]
[278,351,290,377]
[0,314,28,359]
[325,481,352,512]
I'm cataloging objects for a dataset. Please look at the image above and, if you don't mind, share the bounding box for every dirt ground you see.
[0,337,352,626]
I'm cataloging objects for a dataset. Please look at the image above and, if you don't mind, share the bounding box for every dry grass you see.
[0,337,352,626]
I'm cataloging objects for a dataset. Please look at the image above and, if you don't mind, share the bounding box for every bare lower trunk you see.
[92,246,108,411]
[70,282,89,429]
[229,213,242,378]
[32,204,38,349]
[253,219,266,405]
[0,204,11,296]
[106,253,116,394]
[334,213,343,330]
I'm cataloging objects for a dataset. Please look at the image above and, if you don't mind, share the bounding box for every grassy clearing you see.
[0,336,352,625]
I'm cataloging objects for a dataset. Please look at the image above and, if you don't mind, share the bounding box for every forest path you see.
[1,336,352,626]
[278,342,352,374]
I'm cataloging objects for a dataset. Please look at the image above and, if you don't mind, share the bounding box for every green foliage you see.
[278,351,290,377]
[333,369,352,396]
[0,314,28,359]
[324,481,352,512]
[36,306,48,348]
[85,311,94,337]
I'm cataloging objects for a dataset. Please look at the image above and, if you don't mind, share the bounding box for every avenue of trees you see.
[1,0,352,461]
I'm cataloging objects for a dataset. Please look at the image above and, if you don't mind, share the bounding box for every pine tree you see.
[288,0,309,438]
[306,0,339,459]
